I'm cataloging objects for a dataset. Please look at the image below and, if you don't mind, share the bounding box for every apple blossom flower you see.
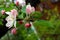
[6,14,16,28]
[5,9,17,28]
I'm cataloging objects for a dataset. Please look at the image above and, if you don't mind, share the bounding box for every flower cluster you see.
[1,3,35,28]
[1,1,35,35]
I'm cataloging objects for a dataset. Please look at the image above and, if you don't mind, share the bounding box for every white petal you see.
[14,21,16,28]
[6,16,14,22]
[6,21,14,28]
[5,16,10,21]
[5,12,11,15]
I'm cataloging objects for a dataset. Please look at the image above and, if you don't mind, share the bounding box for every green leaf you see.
[18,13,26,19]
[3,3,15,11]
[0,13,2,17]
[33,20,54,27]
[21,6,26,13]
[1,14,8,19]
[33,20,54,36]
[0,0,4,4]
[30,11,42,20]
[0,7,4,11]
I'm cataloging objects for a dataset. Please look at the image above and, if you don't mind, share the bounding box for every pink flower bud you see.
[16,1,19,6]
[1,10,5,15]
[11,28,17,35]
[26,4,35,14]
[25,23,31,28]
[26,4,32,14]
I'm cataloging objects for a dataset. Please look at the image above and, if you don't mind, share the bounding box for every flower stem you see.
[7,32,10,40]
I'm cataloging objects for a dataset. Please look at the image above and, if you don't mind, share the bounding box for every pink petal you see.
[11,9,18,17]
[31,7,35,12]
